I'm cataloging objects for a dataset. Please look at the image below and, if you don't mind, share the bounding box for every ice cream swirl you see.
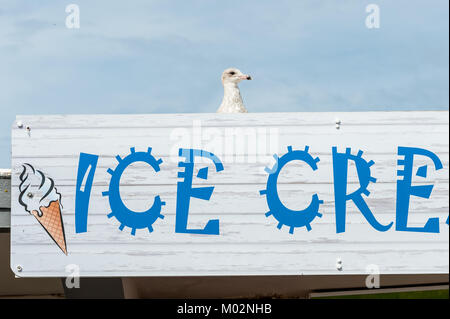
[18,164,62,217]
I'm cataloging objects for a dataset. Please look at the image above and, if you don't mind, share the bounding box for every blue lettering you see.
[396,147,444,233]
[176,148,224,235]
[332,147,393,233]
[75,153,99,233]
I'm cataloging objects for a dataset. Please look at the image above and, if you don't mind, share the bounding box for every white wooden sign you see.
[10,112,449,277]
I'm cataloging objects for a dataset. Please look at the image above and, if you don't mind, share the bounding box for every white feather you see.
[217,68,251,113]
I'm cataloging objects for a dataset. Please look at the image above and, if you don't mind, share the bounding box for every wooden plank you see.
[10,183,449,220]
[11,123,449,158]
[8,155,450,186]
[10,111,449,277]
[309,285,449,299]
[12,112,449,129]
[0,210,10,229]
[120,275,449,299]
[0,178,11,228]
[0,179,11,209]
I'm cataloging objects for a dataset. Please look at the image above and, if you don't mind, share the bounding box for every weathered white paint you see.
[10,112,449,277]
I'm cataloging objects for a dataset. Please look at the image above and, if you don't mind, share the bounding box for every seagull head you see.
[221,68,252,86]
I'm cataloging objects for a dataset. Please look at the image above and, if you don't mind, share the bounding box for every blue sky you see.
[0,0,448,167]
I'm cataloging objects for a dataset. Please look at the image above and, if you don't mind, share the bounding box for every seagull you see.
[217,68,252,113]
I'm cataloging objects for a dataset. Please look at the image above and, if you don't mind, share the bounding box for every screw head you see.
[16,265,23,272]
[336,258,343,271]
[27,192,33,198]
[17,121,23,128]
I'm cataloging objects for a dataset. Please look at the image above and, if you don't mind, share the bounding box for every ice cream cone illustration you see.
[18,164,68,255]
[31,200,67,255]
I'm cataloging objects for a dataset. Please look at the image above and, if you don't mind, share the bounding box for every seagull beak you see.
[240,75,252,80]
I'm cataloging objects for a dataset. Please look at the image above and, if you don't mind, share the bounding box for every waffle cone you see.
[32,200,67,255]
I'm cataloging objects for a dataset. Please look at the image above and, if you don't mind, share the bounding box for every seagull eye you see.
[229,71,236,75]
